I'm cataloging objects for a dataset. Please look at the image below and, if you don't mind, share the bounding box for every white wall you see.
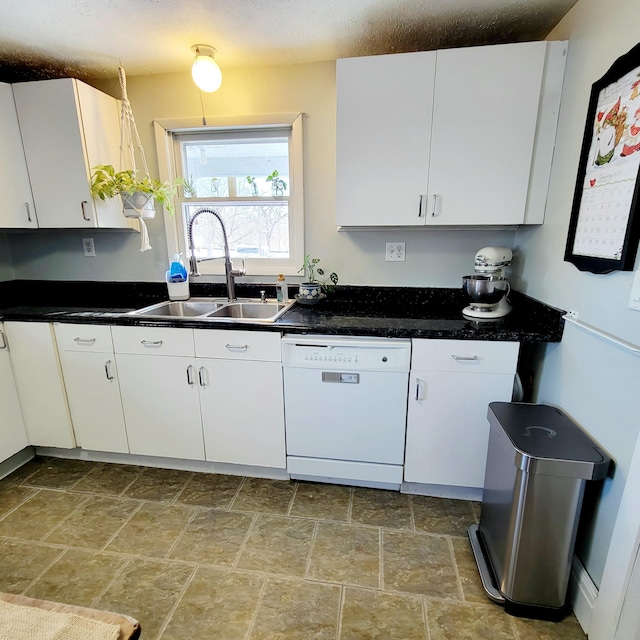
[9,61,516,285]
[515,0,640,587]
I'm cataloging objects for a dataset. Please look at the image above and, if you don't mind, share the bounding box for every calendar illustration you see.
[566,43,640,273]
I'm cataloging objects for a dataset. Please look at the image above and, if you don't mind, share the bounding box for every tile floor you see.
[0,456,586,639]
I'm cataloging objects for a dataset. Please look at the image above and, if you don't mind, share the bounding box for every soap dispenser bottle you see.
[276,274,288,302]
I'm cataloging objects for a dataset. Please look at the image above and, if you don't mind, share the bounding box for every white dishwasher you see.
[282,334,411,489]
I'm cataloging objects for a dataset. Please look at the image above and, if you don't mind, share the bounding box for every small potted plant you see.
[90,165,183,218]
[298,255,339,302]
[266,169,287,196]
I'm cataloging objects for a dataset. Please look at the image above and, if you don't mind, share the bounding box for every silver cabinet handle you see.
[74,337,96,345]
[0,330,6,350]
[225,344,248,351]
[451,354,479,361]
[186,365,195,385]
[198,366,207,387]
[81,200,90,221]
[431,194,438,217]
[418,195,424,218]
[104,360,114,380]
[141,340,163,347]
[415,377,425,401]
[25,202,32,222]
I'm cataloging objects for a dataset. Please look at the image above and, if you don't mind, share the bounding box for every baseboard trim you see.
[401,481,483,501]
[0,447,35,480]
[569,555,598,634]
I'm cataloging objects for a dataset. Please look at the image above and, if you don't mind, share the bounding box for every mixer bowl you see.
[462,275,510,304]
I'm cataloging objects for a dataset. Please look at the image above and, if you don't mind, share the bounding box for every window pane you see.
[185,203,290,259]
[182,138,289,198]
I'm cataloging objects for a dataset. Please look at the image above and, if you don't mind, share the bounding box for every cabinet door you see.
[4,322,75,448]
[336,51,436,226]
[404,370,514,488]
[0,325,29,461]
[199,358,286,468]
[58,351,129,454]
[0,83,37,229]
[13,79,128,229]
[426,42,547,225]
[115,354,204,460]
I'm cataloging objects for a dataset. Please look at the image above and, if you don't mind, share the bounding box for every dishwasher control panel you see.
[281,334,411,372]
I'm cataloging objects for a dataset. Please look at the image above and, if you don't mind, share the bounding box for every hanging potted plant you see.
[90,165,182,219]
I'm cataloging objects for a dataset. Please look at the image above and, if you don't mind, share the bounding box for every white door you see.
[116,353,205,460]
[336,51,436,226]
[199,358,286,468]
[283,367,409,464]
[59,351,129,454]
[404,369,515,487]
[0,325,28,461]
[427,41,546,225]
[0,83,37,229]
[4,322,75,448]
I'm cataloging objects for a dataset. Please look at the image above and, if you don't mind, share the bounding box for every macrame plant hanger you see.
[119,65,153,252]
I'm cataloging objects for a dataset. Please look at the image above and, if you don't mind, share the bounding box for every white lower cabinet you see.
[54,324,128,454]
[4,322,75,448]
[195,330,285,469]
[0,324,29,461]
[112,326,204,461]
[404,339,519,489]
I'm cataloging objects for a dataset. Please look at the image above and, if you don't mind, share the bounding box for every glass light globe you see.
[192,55,222,92]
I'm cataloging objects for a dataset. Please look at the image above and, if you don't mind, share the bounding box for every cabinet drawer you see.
[54,323,114,353]
[411,339,519,373]
[111,326,194,356]
[194,329,281,361]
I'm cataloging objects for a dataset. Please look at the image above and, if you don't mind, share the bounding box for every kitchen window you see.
[155,114,304,277]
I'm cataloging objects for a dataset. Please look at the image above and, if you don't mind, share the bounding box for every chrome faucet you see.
[187,208,245,302]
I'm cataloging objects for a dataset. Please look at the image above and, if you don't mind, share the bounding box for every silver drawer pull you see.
[141,340,164,347]
[225,344,248,351]
[25,202,32,222]
[198,366,208,387]
[74,337,96,345]
[186,365,195,385]
[81,200,90,221]
[451,354,479,361]
[104,360,114,380]
[0,330,6,350]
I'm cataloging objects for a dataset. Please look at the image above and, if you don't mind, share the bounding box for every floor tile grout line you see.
[422,595,432,640]
[286,481,299,516]
[336,585,345,640]
[19,546,68,596]
[89,555,133,610]
[408,494,417,532]
[0,486,42,523]
[163,505,201,561]
[447,536,466,601]
[39,494,93,543]
[304,520,320,580]
[167,472,196,505]
[243,575,269,640]
[226,476,248,511]
[347,487,353,523]
[99,500,145,552]
[154,563,200,640]
[232,512,259,569]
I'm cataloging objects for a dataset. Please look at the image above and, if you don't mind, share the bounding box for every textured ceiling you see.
[0,0,577,83]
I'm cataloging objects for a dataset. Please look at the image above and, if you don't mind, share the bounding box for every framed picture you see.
[565,42,640,274]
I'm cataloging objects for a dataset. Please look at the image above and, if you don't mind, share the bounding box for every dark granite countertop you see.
[0,280,565,343]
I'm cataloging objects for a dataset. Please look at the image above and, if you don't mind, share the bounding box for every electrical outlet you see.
[82,237,96,257]
[385,242,406,262]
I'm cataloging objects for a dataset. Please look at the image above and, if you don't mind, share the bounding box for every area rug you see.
[0,599,120,640]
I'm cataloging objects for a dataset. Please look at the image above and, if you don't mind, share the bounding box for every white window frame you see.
[154,113,304,277]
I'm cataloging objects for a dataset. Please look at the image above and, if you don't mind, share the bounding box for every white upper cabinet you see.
[13,78,135,229]
[0,82,37,229]
[336,41,567,227]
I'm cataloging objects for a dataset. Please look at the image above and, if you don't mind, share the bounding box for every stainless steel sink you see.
[127,297,294,322]
[127,298,225,318]
[206,302,288,321]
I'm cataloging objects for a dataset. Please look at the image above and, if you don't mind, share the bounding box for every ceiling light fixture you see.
[191,44,222,93]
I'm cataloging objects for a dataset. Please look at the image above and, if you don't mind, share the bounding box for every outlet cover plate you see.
[82,237,96,257]
[386,242,406,262]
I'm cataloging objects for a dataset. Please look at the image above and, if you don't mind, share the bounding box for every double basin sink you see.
[127,297,295,323]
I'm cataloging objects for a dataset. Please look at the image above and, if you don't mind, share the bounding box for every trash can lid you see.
[488,402,610,480]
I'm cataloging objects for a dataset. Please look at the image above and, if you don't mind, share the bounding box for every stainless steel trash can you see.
[468,402,610,620]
